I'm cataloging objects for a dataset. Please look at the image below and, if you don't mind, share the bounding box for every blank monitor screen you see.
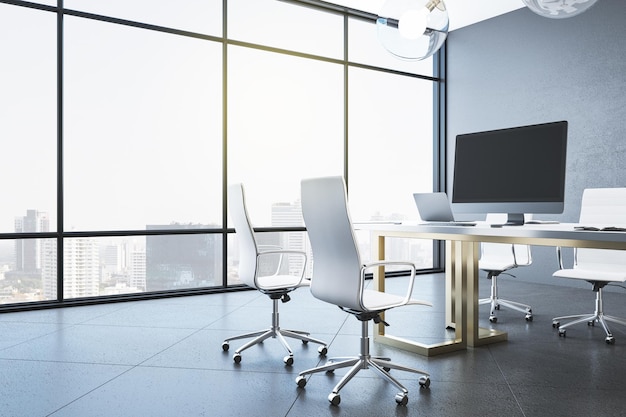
[452,121,568,225]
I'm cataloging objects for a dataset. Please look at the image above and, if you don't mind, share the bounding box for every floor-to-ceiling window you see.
[0,0,443,310]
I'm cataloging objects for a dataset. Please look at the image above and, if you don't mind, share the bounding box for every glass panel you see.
[331,231,430,273]
[348,68,433,220]
[145,233,222,292]
[96,236,147,294]
[228,231,307,286]
[64,17,223,231]
[0,5,57,233]
[349,17,433,76]
[348,66,434,265]
[356,233,434,269]
[61,233,222,299]
[227,46,344,227]
[60,236,146,298]
[0,238,56,304]
[64,0,222,36]
[228,0,343,59]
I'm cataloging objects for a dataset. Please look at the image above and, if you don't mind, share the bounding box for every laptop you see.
[413,192,476,226]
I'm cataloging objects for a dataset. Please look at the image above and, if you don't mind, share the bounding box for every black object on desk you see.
[575,226,626,232]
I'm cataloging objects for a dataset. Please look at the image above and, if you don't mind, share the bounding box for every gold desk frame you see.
[366,224,626,357]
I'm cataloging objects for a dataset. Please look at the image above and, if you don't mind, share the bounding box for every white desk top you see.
[354,221,626,250]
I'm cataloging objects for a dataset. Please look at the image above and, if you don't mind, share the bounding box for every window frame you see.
[0,0,446,312]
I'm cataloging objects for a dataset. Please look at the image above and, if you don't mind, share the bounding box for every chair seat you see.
[479,260,516,272]
[362,289,431,311]
[553,268,626,283]
[256,274,309,291]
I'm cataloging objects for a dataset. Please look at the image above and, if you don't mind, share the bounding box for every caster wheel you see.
[588,320,595,326]
[295,375,307,388]
[302,340,309,345]
[233,353,242,363]
[525,314,533,322]
[419,376,431,388]
[318,346,328,356]
[284,355,294,366]
[558,329,566,338]
[328,393,341,406]
[221,341,229,351]
[552,321,560,328]
[489,316,497,323]
[495,304,500,310]
[383,367,391,373]
[606,336,615,344]
[395,393,408,406]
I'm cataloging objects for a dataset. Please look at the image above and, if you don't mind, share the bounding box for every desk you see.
[356,222,626,357]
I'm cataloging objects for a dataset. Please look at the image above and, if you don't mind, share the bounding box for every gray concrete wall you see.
[446,0,626,289]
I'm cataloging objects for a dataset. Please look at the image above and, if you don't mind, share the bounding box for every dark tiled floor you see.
[2,273,626,416]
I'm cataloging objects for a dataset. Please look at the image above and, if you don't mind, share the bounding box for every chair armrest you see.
[256,249,308,284]
[361,260,417,307]
[258,249,306,257]
[257,245,287,275]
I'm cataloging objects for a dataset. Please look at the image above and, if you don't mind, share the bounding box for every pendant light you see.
[522,0,598,19]
[376,0,449,61]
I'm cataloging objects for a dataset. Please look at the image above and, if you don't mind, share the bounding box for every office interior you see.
[2,0,626,416]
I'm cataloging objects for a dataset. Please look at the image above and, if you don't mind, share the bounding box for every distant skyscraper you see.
[129,249,146,291]
[100,244,122,275]
[41,240,57,300]
[41,238,100,299]
[14,209,49,272]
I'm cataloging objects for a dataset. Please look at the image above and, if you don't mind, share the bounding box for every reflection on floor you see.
[1,273,626,417]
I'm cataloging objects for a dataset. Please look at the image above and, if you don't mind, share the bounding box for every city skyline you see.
[0,201,434,304]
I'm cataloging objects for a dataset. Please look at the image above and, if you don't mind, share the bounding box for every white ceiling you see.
[335,0,525,31]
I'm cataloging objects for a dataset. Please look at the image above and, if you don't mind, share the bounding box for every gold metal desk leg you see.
[372,234,467,356]
[464,240,508,346]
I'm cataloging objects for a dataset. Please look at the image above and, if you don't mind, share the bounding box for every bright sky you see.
[0,0,461,233]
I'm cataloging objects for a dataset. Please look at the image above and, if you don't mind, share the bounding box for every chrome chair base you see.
[480,273,533,323]
[552,286,626,344]
[222,297,327,365]
[296,319,430,406]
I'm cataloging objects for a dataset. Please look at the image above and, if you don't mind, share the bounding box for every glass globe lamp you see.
[522,0,598,19]
[376,0,449,61]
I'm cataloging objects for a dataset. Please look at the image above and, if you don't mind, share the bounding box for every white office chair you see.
[221,183,327,365]
[479,213,533,323]
[552,188,626,344]
[295,176,431,406]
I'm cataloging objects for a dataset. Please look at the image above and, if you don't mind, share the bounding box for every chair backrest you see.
[576,188,626,271]
[481,214,532,267]
[301,176,364,311]
[480,243,531,267]
[228,183,259,288]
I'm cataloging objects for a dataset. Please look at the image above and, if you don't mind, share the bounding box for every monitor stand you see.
[505,213,525,226]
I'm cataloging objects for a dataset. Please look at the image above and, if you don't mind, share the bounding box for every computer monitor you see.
[451,120,568,225]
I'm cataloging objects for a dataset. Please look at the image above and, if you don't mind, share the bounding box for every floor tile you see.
[2,273,626,417]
